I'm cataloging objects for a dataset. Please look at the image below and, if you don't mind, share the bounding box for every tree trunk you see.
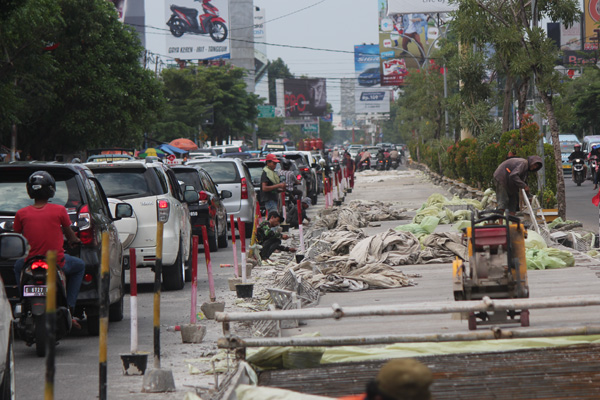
[517,78,529,127]
[538,89,566,220]
[502,75,514,132]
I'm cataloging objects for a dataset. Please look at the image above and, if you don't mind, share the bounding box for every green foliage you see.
[267,58,293,105]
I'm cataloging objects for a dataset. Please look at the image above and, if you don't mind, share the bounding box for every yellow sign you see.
[585,0,600,50]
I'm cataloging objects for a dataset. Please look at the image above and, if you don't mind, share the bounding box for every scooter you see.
[376,157,388,171]
[14,256,72,357]
[358,158,370,172]
[572,158,586,186]
[390,158,399,170]
[167,0,228,42]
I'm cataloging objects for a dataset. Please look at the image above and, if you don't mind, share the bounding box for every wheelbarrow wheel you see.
[520,310,530,327]
[468,312,477,331]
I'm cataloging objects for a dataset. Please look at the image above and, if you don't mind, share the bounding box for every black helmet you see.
[282,159,292,170]
[27,171,56,200]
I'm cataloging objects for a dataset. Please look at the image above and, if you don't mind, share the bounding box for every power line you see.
[231,0,327,32]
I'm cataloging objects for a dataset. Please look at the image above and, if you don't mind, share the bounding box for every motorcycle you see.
[590,155,599,182]
[376,157,388,171]
[14,256,72,357]
[572,158,586,186]
[357,158,370,172]
[167,0,228,42]
[390,158,399,170]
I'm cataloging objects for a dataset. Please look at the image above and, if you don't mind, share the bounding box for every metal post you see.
[99,232,110,400]
[190,236,199,324]
[443,64,449,138]
[201,226,216,302]
[44,250,57,400]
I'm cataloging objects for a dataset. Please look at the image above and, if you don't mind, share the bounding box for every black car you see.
[0,163,130,335]
[172,165,230,252]
[358,67,381,86]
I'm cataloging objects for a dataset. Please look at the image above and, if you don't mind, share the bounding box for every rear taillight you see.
[241,177,248,200]
[78,205,94,245]
[157,199,170,223]
[83,274,93,283]
[296,174,302,181]
[301,167,309,172]
[31,261,48,270]
[198,191,209,204]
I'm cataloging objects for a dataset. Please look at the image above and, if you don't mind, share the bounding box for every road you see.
[13,166,600,399]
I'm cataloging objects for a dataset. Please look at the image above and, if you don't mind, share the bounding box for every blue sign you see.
[360,92,386,101]
[354,44,381,87]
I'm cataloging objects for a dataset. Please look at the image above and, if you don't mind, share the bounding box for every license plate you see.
[190,212,198,216]
[23,285,47,297]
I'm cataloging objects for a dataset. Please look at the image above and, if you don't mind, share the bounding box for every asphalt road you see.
[564,174,600,233]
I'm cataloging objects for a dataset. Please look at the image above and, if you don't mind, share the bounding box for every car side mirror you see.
[220,190,233,199]
[0,233,28,260]
[114,203,133,220]
[184,189,200,203]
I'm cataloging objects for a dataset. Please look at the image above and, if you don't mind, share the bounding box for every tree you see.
[154,65,260,146]
[2,0,164,159]
[267,58,293,105]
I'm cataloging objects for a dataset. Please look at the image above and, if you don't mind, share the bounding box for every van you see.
[582,135,600,154]
[559,134,581,174]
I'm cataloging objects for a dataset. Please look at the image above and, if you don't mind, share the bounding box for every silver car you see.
[187,158,257,236]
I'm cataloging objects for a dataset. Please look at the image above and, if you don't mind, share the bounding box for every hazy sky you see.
[254,0,380,112]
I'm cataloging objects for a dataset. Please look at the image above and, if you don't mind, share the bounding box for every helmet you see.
[282,159,292,170]
[574,144,581,150]
[27,171,56,200]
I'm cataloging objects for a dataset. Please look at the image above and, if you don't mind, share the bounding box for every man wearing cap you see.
[286,197,312,228]
[338,358,434,400]
[493,155,543,215]
[256,211,296,261]
[261,154,286,215]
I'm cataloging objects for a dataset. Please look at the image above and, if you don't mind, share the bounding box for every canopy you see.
[158,143,188,155]
[169,138,199,151]
[139,148,165,158]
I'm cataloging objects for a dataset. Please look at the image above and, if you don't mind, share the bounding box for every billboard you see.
[164,0,230,59]
[561,21,582,51]
[355,88,391,114]
[387,0,458,14]
[585,0,600,50]
[283,79,327,117]
[354,45,381,87]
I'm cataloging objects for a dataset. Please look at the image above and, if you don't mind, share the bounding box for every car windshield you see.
[174,170,203,191]
[246,165,264,186]
[561,143,577,153]
[91,168,164,199]
[195,162,238,184]
[0,169,81,214]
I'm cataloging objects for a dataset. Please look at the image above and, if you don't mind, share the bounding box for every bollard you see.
[281,191,287,221]
[142,219,175,393]
[297,199,305,253]
[190,236,199,323]
[120,248,148,376]
[250,202,260,247]
[322,170,328,209]
[230,215,239,278]
[99,232,110,399]
[201,226,216,302]
[237,218,247,283]
[44,250,57,400]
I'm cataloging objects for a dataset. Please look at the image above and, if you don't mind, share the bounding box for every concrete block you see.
[201,301,225,320]
[180,324,206,343]
[228,277,242,291]
[142,368,175,393]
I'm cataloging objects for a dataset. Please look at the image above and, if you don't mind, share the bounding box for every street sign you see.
[257,105,275,118]
[302,124,319,133]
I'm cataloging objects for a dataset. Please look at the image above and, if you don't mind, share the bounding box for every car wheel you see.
[0,326,15,399]
[209,223,218,253]
[162,239,185,291]
[108,269,125,322]
[218,220,228,248]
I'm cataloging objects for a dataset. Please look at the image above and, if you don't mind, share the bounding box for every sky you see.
[254,0,380,113]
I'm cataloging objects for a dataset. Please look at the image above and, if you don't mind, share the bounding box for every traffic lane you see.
[13,236,244,400]
[565,176,598,232]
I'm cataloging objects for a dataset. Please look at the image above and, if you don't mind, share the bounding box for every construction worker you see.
[286,197,311,228]
[256,211,296,261]
[493,155,543,215]
[338,358,434,400]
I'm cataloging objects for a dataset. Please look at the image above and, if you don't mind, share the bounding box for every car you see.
[172,165,230,252]
[189,148,218,159]
[210,144,249,156]
[559,134,581,175]
[186,158,257,236]
[86,154,135,162]
[0,232,27,398]
[218,152,254,160]
[347,145,363,159]
[85,158,196,291]
[260,143,288,155]
[358,67,381,87]
[0,163,130,335]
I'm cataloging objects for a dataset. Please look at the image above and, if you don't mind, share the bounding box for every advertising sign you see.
[354,45,381,87]
[585,0,600,50]
[164,0,230,60]
[561,21,582,51]
[387,0,458,14]
[355,88,391,114]
[283,78,327,117]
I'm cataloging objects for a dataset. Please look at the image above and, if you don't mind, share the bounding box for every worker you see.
[286,197,311,228]
[260,154,286,216]
[493,155,543,215]
[256,211,296,260]
[338,358,434,400]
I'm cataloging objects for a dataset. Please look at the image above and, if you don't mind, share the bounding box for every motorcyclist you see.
[359,149,372,170]
[279,158,302,202]
[389,148,399,161]
[568,144,587,183]
[589,144,600,190]
[13,171,85,328]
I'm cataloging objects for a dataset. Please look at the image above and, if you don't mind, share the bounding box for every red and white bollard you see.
[200,226,216,302]
[237,218,247,283]
[281,191,287,221]
[129,248,138,353]
[189,236,199,324]
[230,215,239,278]
[297,199,305,252]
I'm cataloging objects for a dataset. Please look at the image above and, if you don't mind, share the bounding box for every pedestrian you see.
[338,358,434,400]
[493,155,543,215]
[343,151,356,188]
[260,154,286,216]
[286,197,312,228]
[256,211,296,261]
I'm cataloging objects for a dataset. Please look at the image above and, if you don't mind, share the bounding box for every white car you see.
[86,159,197,291]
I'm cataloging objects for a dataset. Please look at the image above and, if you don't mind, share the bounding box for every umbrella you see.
[169,138,198,151]
[159,143,188,155]
[139,148,165,158]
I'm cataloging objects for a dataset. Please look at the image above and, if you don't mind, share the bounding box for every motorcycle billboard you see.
[355,88,391,114]
[283,78,327,118]
[354,45,381,87]
[163,0,230,60]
